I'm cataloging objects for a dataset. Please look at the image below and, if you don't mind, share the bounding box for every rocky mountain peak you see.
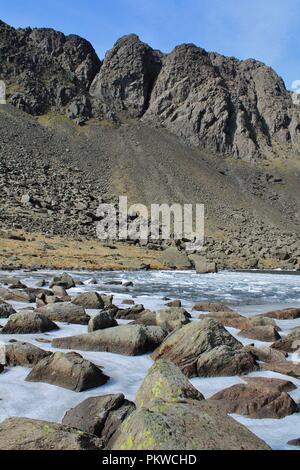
[1,19,299,161]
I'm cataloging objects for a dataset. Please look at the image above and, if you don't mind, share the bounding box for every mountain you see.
[0,20,299,270]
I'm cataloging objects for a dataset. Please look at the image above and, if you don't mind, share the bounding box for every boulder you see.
[159,247,191,270]
[192,302,233,312]
[113,304,145,320]
[0,300,16,318]
[3,341,51,367]
[271,330,300,353]
[288,438,300,447]
[72,291,104,309]
[199,313,278,330]
[62,394,135,444]
[245,344,287,363]
[52,324,166,356]
[238,325,281,342]
[210,383,298,419]
[241,377,297,393]
[1,311,58,334]
[156,308,190,332]
[195,260,218,274]
[109,400,270,450]
[196,345,258,377]
[26,352,109,391]
[37,302,90,324]
[0,417,103,450]
[51,285,71,300]
[257,308,300,320]
[88,311,118,332]
[136,360,204,407]
[260,361,300,378]
[49,272,75,289]
[151,318,244,377]
[122,299,135,305]
[165,300,182,308]
[0,288,31,302]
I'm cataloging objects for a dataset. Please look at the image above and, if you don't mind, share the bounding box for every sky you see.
[1,0,299,89]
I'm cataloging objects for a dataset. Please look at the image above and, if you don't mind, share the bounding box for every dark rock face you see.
[2,19,299,162]
[62,394,135,444]
[144,44,300,161]
[90,35,162,118]
[0,417,104,450]
[26,351,109,391]
[0,21,101,118]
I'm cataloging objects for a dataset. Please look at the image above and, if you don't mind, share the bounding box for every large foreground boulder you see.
[136,360,204,407]
[109,400,270,450]
[1,311,58,334]
[26,352,109,391]
[52,324,167,356]
[3,341,51,367]
[37,302,90,324]
[151,319,251,377]
[0,300,16,318]
[49,273,76,289]
[62,394,135,445]
[257,308,300,320]
[0,417,103,450]
[210,384,298,419]
[72,291,104,309]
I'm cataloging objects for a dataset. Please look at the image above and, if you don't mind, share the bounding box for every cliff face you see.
[1,20,299,161]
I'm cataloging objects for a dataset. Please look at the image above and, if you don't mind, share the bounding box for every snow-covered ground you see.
[0,269,300,450]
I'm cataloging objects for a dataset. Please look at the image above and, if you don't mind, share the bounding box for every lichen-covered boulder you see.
[136,360,204,407]
[108,401,270,450]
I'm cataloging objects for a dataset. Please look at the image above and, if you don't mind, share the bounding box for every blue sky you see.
[1,0,299,88]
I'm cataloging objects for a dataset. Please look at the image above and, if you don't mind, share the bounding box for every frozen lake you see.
[0,269,300,450]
